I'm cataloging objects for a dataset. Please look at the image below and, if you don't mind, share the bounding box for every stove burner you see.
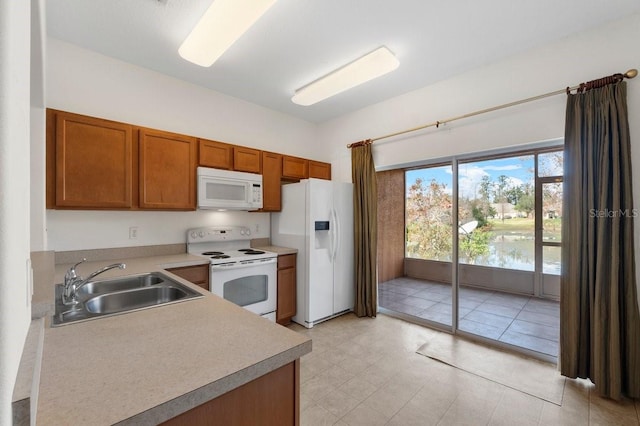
[237,249,252,252]
[244,250,265,255]
[210,255,230,259]
[202,251,224,256]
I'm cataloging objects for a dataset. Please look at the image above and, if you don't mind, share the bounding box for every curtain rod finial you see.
[625,69,638,79]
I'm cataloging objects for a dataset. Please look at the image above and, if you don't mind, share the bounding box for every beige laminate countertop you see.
[34,254,311,425]
[254,245,298,256]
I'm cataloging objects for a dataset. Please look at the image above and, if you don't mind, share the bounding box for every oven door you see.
[210,258,277,319]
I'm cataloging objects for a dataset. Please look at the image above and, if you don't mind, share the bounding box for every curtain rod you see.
[346,68,638,148]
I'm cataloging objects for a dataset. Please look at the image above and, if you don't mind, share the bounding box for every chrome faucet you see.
[63,259,126,305]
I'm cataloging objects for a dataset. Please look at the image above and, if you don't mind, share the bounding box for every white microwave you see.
[197,167,263,211]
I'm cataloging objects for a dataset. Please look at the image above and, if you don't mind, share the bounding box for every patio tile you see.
[457,298,483,310]
[485,293,529,309]
[398,296,438,310]
[522,298,560,318]
[464,310,515,329]
[413,289,452,302]
[382,284,422,296]
[383,302,426,316]
[508,319,559,342]
[458,318,507,340]
[379,292,408,305]
[460,287,495,299]
[414,310,453,325]
[516,310,559,327]
[498,330,558,357]
[474,302,521,319]
[421,302,471,317]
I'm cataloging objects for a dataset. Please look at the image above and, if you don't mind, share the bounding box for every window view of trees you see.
[406,166,453,261]
[405,150,563,272]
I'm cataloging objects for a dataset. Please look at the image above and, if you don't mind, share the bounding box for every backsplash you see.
[46,209,271,252]
[54,243,186,265]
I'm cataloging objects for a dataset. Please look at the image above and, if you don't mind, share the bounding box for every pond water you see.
[459,229,561,274]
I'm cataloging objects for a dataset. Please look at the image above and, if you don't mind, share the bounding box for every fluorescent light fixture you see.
[292,46,399,106]
[179,0,277,67]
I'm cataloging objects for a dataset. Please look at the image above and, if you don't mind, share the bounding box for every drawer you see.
[166,264,209,284]
[277,254,296,269]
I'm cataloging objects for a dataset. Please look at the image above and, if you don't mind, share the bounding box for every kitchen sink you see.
[52,272,203,326]
[85,286,191,314]
[75,272,165,296]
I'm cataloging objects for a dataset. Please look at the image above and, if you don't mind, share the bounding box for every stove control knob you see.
[246,228,251,236]
[198,231,205,238]
[190,231,198,239]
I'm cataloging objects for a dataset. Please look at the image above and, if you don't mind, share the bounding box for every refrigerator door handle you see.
[333,208,340,263]
[328,209,335,260]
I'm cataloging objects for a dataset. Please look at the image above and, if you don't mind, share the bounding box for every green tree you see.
[514,184,535,218]
[405,178,453,261]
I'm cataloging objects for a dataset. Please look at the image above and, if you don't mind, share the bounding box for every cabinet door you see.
[308,161,331,180]
[53,111,134,208]
[233,147,262,173]
[139,128,197,210]
[199,139,233,170]
[166,264,210,291]
[261,152,282,212]
[277,254,297,325]
[282,156,308,180]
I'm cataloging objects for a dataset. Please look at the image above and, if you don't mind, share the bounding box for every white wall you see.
[0,0,33,421]
[45,38,320,251]
[318,13,640,306]
[320,14,640,177]
[47,210,271,251]
[30,0,46,251]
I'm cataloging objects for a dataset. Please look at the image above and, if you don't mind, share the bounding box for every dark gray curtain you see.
[351,142,377,317]
[561,81,640,400]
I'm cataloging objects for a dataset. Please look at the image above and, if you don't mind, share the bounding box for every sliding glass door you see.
[380,143,563,360]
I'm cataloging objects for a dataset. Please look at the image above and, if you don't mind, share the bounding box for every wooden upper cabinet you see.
[138,128,197,210]
[50,110,134,209]
[308,161,331,180]
[233,146,262,173]
[198,139,233,170]
[282,156,308,180]
[261,152,282,212]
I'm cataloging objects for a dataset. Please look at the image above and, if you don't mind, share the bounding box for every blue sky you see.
[406,156,535,199]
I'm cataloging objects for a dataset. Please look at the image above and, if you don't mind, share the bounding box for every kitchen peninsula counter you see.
[32,254,311,425]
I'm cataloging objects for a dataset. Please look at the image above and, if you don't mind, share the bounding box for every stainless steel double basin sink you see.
[52,272,203,326]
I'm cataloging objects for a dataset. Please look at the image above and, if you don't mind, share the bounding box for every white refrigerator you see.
[271,178,354,328]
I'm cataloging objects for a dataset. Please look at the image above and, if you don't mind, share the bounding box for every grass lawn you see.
[488,217,561,239]
[488,217,534,232]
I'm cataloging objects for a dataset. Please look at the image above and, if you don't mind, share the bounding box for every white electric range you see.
[187,226,278,321]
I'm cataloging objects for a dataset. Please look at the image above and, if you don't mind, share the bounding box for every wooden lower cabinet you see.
[165,264,209,291]
[277,254,297,325]
[161,360,300,426]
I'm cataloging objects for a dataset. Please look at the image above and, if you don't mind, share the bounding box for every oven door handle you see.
[210,258,277,270]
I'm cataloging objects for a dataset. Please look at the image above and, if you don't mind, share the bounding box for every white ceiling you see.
[46,0,640,123]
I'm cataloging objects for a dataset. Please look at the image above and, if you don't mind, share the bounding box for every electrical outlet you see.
[129,226,139,239]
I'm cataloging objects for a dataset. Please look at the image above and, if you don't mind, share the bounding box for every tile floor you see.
[379,277,560,358]
[290,313,640,426]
